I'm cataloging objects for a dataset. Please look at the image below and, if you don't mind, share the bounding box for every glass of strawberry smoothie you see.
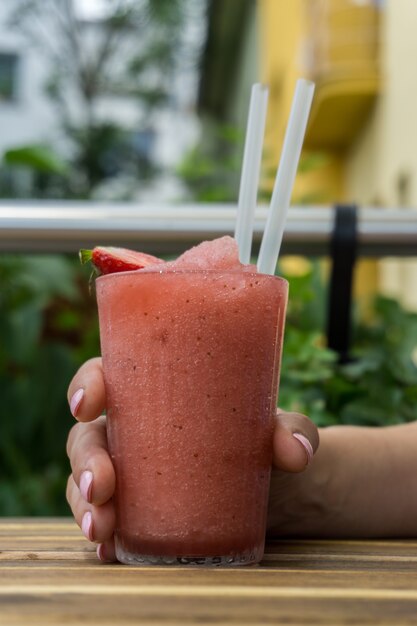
[96,237,288,566]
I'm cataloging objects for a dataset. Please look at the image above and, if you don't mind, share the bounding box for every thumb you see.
[273,409,319,472]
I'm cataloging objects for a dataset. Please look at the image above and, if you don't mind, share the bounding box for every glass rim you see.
[97,269,288,286]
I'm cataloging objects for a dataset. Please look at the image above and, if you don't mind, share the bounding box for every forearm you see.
[267,422,417,538]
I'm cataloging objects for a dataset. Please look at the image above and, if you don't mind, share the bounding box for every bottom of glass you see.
[115,538,263,567]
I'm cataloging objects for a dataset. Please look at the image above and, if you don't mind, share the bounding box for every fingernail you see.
[97,543,105,561]
[293,433,314,466]
[80,471,93,503]
[70,388,84,417]
[82,511,94,541]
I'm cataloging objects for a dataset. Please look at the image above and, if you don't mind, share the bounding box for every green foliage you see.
[0,255,99,515]
[297,151,330,175]
[278,263,417,428]
[332,298,417,426]
[177,119,332,205]
[3,145,69,176]
[0,144,70,199]
[67,122,158,194]
[177,124,243,201]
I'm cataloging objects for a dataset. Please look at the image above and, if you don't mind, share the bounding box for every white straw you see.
[234,83,269,264]
[257,79,315,275]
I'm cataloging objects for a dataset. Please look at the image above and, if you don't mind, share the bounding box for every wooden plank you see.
[0,566,417,588]
[2,588,417,625]
[2,518,417,625]
[2,565,417,591]
[0,551,96,562]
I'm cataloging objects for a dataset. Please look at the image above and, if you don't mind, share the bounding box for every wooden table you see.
[1,519,417,625]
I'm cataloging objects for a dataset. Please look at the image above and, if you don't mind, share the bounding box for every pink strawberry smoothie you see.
[96,237,288,565]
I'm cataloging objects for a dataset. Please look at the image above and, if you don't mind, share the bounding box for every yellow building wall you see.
[257,0,380,311]
[257,0,346,204]
[345,0,417,311]
[257,0,304,169]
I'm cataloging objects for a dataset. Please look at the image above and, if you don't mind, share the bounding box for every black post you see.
[327,204,358,363]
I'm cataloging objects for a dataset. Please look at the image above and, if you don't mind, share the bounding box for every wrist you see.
[267,426,354,538]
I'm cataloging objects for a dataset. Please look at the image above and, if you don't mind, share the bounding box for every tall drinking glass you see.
[96,269,288,566]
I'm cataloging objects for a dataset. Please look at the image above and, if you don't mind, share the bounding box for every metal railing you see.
[1,201,417,256]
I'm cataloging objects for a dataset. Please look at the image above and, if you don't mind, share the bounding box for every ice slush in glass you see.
[96,237,288,566]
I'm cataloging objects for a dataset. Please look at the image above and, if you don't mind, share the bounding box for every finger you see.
[67,357,106,421]
[272,409,320,472]
[66,474,115,544]
[66,416,115,506]
[97,538,117,563]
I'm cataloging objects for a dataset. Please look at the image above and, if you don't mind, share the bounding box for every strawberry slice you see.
[80,246,164,275]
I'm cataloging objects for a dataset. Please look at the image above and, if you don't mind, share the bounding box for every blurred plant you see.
[177,117,331,205]
[0,144,70,199]
[177,123,243,202]
[0,254,99,514]
[3,145,69,176]
[258,150,331,204]
[279,262,417,428]
[6,0,194,198]
[330,297,417,426]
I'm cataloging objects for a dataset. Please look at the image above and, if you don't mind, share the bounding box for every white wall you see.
[0,4,60,154]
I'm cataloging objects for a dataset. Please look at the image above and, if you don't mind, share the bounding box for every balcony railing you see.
[0,201,416,257]
[1,200,416,361]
